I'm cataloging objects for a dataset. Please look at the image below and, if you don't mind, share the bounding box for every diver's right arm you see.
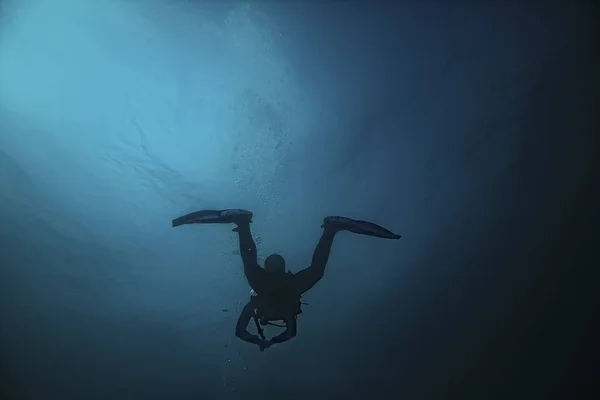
[270,316,297,344]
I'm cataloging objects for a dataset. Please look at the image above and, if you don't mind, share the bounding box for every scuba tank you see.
[250,286,306,328]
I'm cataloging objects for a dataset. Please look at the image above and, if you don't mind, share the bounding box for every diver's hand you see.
[258,340,272,352]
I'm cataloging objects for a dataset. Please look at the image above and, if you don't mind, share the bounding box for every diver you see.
[172,209,400,351]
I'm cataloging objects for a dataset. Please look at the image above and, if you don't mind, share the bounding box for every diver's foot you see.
[225,209,253,232]
[322,216,355,231]
[172,209,253,227]
[323,216,401,239]
[220,209,253,223]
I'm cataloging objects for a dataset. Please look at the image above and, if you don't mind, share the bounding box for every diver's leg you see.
[234,220,267,293]
[235,220,258,267]
[309,227,337,275]
[293,222,340,294]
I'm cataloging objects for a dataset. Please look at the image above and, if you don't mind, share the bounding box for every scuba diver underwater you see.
[172,209,400,352]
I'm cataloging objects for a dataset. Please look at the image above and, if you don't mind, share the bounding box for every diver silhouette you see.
[173,209,400,351]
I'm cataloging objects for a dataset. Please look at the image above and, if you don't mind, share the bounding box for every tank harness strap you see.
[253,312,266,340]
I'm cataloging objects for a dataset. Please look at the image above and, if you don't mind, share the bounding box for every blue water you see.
[0,0,597,398]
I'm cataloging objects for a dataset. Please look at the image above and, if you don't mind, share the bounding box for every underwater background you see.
[0,0,598,398]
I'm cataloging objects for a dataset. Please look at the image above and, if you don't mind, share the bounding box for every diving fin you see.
[323,216,401,239]
[172,209,253,227]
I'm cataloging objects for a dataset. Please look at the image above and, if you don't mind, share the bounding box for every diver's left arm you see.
[235,300,265,346]
[270,316,297,344]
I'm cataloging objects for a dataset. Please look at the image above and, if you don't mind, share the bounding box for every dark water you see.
[0,0,598,398]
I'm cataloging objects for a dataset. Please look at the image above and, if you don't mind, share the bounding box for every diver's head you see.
[264,253,286,274]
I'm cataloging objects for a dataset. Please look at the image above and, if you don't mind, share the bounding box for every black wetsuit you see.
[234,221,337,347]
